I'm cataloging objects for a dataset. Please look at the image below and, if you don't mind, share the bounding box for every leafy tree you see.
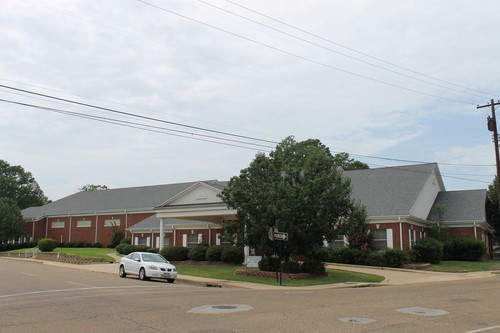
[486,177,500,242]
[0,160,48,210]
[0,197,25,242]
[337,202,372,249]
[219,136,359,258]
[79,184,109,191]
[333,152,369,170]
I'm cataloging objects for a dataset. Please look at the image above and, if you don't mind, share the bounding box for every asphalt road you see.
[1,259,500,333]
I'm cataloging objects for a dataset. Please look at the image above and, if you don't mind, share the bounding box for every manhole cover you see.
[397,307,449,316]
[212,305,237,310]
[339,317,376,324]
[188,304,253,314]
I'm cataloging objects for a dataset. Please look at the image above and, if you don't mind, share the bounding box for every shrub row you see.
[115,243,158,255]
[0,241,38,252]
[56,241,103,248]
[313,247,409,268]
[413,237,487,263]
[258,257,326,275]
[159,245,245,264]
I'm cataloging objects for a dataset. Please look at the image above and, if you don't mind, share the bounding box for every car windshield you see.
[141,253,168,263]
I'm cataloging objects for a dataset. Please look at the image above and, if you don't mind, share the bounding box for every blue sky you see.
[1,0,499,200]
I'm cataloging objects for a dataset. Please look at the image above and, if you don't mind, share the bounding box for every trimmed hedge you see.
[161,246,189,261]
[205,245,224,261]
[221,246,244,264]
[258,256,279,272]
[0,241,38,252]
[188,245,209,261]
[412,237,443,264]
[38,238,57,252]
[444,238,487,261]
[301,259,326,274]
[282,260,302,273]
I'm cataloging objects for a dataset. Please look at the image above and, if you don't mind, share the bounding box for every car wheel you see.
[139,268,148,281]
[167,279,175,283]
[119,265,127,278]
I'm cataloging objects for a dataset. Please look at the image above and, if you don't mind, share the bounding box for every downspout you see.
[173,226,176,247]
[474,222,477,239]
[45,217,48,238]
[399,216,403,250]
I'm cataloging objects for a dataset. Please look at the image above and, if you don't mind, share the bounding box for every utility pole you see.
[477,99,500,203]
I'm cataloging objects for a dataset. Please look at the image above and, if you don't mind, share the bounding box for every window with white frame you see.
[372,229,388,250]
[76,220,91,228]
[104,219,120,227]
[186,234,199,247]
[330,235,347,248]
[51,221,65,229]
[163,236,170,247]
[137,236,148,246]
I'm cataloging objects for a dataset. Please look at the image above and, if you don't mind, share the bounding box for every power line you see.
[0,98,275,151]
[0,84,278,145]
[222,0,495,98]
[199,0,489,100]
[135,0,475,105]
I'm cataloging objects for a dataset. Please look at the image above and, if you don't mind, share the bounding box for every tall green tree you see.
[333,152,369,170]
[0,197,25,242]
[0,160,48,210]
[219,136,362,258]
[79,184,109,191]
[486,176,500,242]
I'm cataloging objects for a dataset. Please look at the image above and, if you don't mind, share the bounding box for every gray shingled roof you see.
[345,163,441,216]
[127,216,215,231]
[22,180,226,219]
[23,164,483,223]
[427,190,486,222]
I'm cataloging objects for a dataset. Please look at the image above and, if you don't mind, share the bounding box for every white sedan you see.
[119,252,177,283]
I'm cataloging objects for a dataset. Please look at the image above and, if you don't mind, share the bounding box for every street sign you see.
[268,226,278,241]
[273,231,288,241]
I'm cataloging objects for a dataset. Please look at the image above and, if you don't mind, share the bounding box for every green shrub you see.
[329,247,368,264]
[38,238,57,252]
[188,245,209,261]
[205,245,224,261]
[444,238,487,261]
[282,260,302,273]
[161,246,189,261]
[221,246,244,264]
[258,256,279,272]
[115,242,128,254]
[412,237,443,264]
[122,244,136,255]
[383,249,408,268]
[307,246,332,262]
[94,242,102,248]
[301,259,326,275]
[121,237,131,245]
[364,251,386,266]
[110,231,124,248]
[75,242,85,247]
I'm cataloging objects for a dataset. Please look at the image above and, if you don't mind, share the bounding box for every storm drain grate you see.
[397,307,449,316]
[339,317,376,324]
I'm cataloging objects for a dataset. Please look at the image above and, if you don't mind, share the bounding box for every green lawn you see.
[428,260,500,272]
[9,247,116,262]
[176,264,384,287]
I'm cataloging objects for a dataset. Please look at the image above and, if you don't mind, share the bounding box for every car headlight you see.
[148,265,158,270]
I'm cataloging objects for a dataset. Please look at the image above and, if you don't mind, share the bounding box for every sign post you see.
[268,227,288,286]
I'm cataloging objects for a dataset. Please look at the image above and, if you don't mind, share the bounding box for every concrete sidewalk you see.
[5,255,498,290]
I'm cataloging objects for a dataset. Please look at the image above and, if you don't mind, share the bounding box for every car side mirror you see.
[134,258,141,262]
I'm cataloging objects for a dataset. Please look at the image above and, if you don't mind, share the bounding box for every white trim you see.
[386,229,393,249]
[182,234,187,247]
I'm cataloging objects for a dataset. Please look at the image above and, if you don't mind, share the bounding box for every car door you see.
[128,253,142,275]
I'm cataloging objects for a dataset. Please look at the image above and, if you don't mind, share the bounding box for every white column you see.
[159,218,165,249]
